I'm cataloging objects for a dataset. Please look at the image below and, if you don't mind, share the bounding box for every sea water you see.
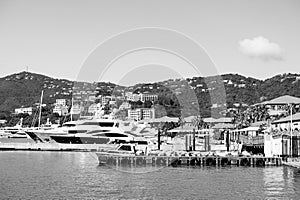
[0,151,300,199]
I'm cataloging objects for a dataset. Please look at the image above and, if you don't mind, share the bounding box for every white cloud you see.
[239,36,283,61]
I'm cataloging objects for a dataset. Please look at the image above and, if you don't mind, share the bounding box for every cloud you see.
[239,36,283,61]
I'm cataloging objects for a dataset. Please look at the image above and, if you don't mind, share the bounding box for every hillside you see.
[0,71,95,112]
[0,71,300,118]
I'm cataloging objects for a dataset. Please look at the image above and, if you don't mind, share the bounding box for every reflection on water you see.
[0,152,300,199]
[263,166,300,199]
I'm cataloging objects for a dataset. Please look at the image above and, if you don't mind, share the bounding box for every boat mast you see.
[38,90,44,127]
[71,97,73,121]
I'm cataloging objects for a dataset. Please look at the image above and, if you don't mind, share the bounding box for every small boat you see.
[96,143,148,165]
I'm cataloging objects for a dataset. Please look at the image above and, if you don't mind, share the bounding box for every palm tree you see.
[192,115,204,130]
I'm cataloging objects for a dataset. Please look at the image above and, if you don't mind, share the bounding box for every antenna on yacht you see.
[38,90,44,127]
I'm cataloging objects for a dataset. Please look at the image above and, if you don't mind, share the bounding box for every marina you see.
[1,1,300,199]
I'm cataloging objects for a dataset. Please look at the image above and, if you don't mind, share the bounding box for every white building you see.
[119,102,131,110]
[272,112,300,131]
[53,105,68,116]
[140,94,158,102]
[55,99,67,106]
[125,92,141,102]
[128,108,155,121]
[70,104,82,115]
[125,92,158,102]
[88,103,98,114]
[15,107,33,115]
[97,95,116,106]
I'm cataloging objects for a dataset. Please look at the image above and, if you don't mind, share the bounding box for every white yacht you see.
[0,118,24,135]
[25,117,122,142]
[49,128,146,144]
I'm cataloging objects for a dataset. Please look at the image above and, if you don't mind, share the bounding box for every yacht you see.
[0,118,24,135]
[25,117,122,142]
[49,128,145,144]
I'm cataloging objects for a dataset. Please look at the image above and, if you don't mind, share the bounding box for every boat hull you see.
[50,136,111,144]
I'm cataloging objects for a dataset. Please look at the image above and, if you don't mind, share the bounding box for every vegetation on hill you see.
[0,71,300,125]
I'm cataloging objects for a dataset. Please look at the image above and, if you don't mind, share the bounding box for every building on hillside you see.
[119,102,131,110]
[88,103,99,114]
[128,108,155,121]
[53,105,68,116]
[140,94,158,102]
[55,99,67,106]
[52,98,68,116]
[15,107,33,115]
[125,92,158,102]
[70,104,81,115]
[97,95,116,106]
[125,92,140,102]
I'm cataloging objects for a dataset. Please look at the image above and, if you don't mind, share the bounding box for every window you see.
[93,133,129,137]
[119,145,132,151]
[82,122,115,127]
[86,130,110,134]
[105,133,128,137]
[63,123,76,127]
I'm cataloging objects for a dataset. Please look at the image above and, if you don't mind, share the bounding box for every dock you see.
[97,155,283,167]
[283,158,300,169]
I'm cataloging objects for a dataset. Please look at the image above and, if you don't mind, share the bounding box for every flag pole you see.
[290,103,293,157]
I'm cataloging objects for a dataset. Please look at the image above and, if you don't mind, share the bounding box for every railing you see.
[238,135,264,145]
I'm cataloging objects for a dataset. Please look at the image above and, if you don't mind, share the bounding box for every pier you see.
[283,158,300,169]
[98,155,283,167]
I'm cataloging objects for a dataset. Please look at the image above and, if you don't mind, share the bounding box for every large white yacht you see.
[25,117,120,142]
[49,128,147,144]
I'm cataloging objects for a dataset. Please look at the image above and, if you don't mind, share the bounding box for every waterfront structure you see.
[260,95,300,116]
[272,112,300,131]
[15,107,33,115]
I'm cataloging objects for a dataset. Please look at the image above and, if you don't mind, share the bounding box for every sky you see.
[0,0,300,86]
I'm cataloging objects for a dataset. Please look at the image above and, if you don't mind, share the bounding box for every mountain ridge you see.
[0,71,300,117]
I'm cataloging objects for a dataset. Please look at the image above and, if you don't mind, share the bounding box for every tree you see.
[192,115,204,130]
[143,100,153,108]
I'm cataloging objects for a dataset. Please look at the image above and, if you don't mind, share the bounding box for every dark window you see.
[99,122,115,127]
[63,124,76,127]
[93,133,129,137]
[119,145,132,151]
[105,133,128,137]
[82,122,115,127]
[86,130,110,134]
